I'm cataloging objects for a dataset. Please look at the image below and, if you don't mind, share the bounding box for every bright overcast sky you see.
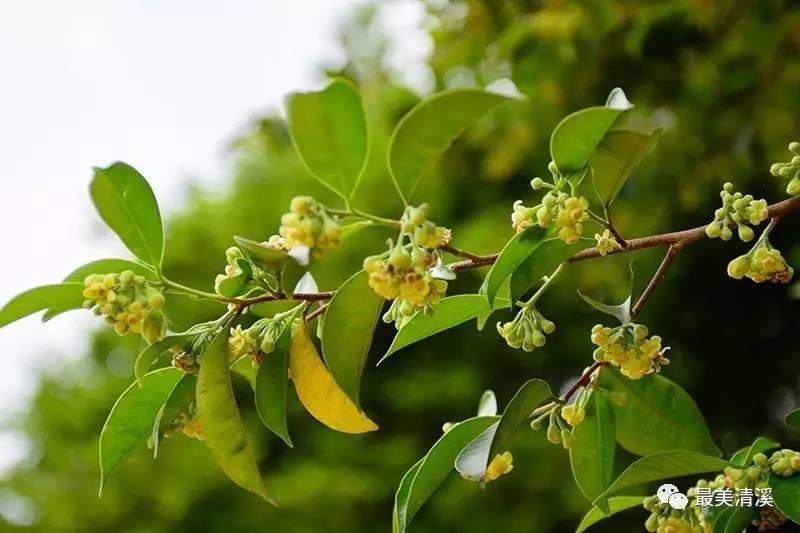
[0,0,428,473]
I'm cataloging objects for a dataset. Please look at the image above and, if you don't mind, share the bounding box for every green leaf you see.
[482,226,549,306]
[215,259,252,298]
[90,162,164,267]
[0,283,85,329]
[152,373,196,458]
[233,236,290,270]
[575,496,646,533]
[455,379,553,480]
[197,330,275,504]
[477,390,497,416]
[509,237,590,303]
[255,323,293,447]
[388,88,513,203]
[769,472,800,524]
[595,451,727,511]
[321,270,384,406]
[599,368,720,457]
[380,294,489,363]
[285,78,368,199]
[98,368,183,495]
[714,505,755,533]
[730,436,780,467]
[134,333,195,386]
[591,129,661,206]
[394,416,498,533]
[476,296,510,331]
[550,88,632,177]
[570,392,616,502]
[230,355,257,389]
[490,379,553,460]
[784,408,800,431]
[392,458,423,533]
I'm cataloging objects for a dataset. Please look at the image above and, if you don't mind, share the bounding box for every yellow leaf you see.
[290,322,378,434]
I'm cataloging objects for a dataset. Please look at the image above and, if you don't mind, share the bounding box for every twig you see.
[603,205,628,248]
[630,244,682,319]
[305,303,329,322]
[560,361,606,402]
[448,196,800,271]
[442,243,496,262]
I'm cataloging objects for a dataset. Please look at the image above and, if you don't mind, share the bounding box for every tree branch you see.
[560,361,606,402]
[448,196,800,272]
[630,244,682,319]
[305,303,329,322]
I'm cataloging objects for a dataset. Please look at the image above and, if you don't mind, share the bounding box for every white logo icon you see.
[657,483,680,505]
[668,492,689,510]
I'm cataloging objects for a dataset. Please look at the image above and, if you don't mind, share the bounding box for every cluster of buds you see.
[594,229,620,256]
[496,304,555,352]
[769,141,800,196]
[82,271,167,343]
[510,162,590,244]
[642,494,707,533]
[364,204,454,328]
[677,450,800,532]
[228,317,287,366]
[705,182,768,242]
[767,449,800,477]
[591,323,668,380]
[279,196,341,258]
[727,238,794,284]
[400,203,451,249]
[529,389,592,451]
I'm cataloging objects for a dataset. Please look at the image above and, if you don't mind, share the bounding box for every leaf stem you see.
[526,263,566,306]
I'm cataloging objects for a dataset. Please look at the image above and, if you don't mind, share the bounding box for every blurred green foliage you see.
[3,1,800,531]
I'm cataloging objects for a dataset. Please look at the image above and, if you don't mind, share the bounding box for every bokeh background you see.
[2,1,800,531]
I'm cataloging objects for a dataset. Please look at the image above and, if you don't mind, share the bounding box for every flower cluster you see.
[366,248,448,328]
[83,271,167,343]
[705,182,768,242]
[511,162,590,244]
[769,141,800,196]
[278,196,341,258]
[641,449,800,532]
[364,204,453,328]
[530,388,593,451]
[496,304,555,352]
[643,494,708,533]
[400,203,451,249]
[229,317,287,366]
[727,239,794,284]
[594,229,620,256]
[591,323,668,379]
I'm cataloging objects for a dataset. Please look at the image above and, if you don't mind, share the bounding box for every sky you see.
[0,0,429,474]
